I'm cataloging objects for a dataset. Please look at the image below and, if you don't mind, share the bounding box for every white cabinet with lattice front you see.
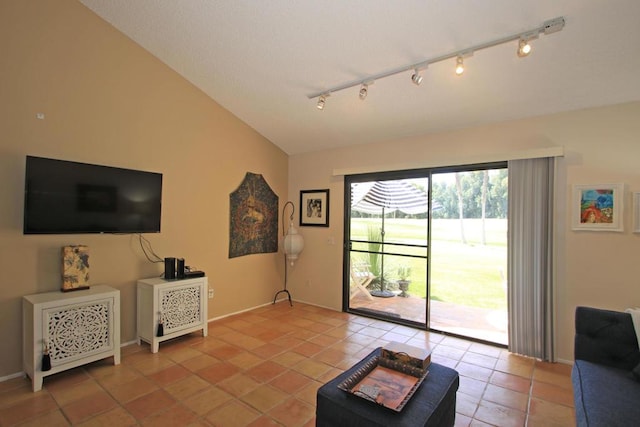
[137,276,208,353]
[22,285,121,392]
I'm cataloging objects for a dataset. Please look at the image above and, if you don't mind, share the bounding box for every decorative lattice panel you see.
[46,301,111,363]
[160,286,201,331]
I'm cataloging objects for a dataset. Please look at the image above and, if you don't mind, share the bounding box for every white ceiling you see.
[79,0,640,155]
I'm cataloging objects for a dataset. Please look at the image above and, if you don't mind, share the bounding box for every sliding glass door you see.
[344,163,508,345]
[429,169,508,345]
[345,173,430,326]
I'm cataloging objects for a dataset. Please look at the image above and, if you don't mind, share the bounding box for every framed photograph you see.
[572,184,624,232]
[300,189,329,227]
[633,192,640,233]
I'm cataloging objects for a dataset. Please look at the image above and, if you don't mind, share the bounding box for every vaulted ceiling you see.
[80,0,640,155]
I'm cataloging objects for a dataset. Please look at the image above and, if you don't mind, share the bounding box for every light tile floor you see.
[0,302,575,426]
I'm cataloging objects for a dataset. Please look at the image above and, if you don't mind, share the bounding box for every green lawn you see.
[350,218,507,309]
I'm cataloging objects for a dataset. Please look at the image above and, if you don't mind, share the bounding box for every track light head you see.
[411,69,423,85]
[455,56,465,76]
[359,84,368,100]
[317,95,327,110]
[517,38,532,57]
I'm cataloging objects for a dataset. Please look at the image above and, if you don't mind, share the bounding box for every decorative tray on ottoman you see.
[337,353,429,412]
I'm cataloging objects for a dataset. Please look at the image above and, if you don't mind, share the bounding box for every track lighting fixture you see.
[317,94,327,110]
[517,38,532,57]
[359,83,368,100]
[307,16,565,106]
[517,32,538,57]
[411,69,423,86]
[455,56,465,76]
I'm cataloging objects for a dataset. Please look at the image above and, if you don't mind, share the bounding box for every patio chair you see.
[350,262,375,301]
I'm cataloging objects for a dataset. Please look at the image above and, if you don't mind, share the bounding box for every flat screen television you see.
[24,156,162,234]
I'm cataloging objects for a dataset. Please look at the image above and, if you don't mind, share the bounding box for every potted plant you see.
[396,265,412,297]
[366,226,389,291]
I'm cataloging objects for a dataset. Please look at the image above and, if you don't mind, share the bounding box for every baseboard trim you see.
[0,371,25,383]
[206,298,305,322]
[288,298,340,312]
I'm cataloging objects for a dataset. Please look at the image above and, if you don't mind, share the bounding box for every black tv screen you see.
[24,156,162,234]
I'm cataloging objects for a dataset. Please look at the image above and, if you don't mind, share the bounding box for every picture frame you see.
[633,192,640,233]
[572,184,624,232]
[300,189,329,227]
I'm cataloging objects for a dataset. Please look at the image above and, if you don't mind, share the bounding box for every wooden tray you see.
[337,354,429,412]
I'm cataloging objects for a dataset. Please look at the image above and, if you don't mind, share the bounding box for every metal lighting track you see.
[307,17,565,100]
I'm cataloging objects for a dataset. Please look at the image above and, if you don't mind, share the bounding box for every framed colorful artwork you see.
[62,245,90,291]
[300,189,329,227]
[572,184,624,232]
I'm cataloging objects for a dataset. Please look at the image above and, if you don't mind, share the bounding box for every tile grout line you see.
[524,360,537,427]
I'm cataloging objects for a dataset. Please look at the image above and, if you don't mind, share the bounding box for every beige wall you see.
[0,1,288,376]
[2,1,638,379]
[288,101,640,362]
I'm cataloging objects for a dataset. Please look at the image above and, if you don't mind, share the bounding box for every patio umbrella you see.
[351,180,431,297]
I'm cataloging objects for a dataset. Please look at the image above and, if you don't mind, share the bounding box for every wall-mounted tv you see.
[24,156,162,234]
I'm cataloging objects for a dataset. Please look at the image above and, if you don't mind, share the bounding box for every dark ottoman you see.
[317,348,459,427]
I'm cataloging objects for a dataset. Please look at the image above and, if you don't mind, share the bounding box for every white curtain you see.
[507,157,555,361]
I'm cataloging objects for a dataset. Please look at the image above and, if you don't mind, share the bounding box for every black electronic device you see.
[23,156,162,234]
[176,258,185,279]
[184,270,205,279]
[164,257,176,280]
